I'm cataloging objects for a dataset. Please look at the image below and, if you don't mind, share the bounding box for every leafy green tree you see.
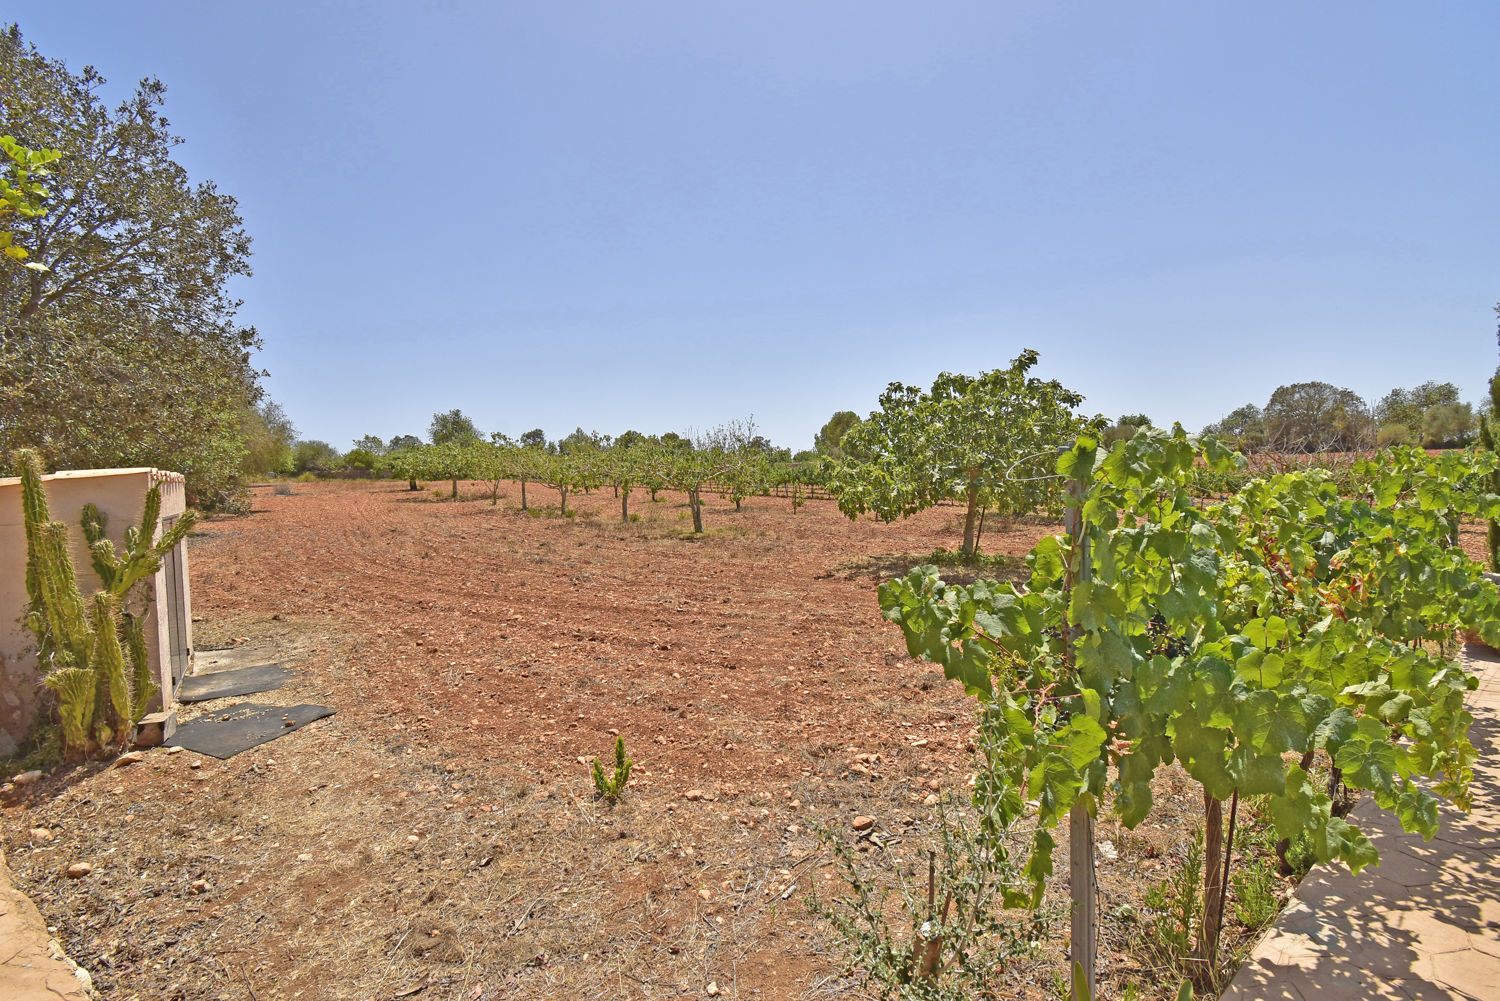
[428,409,480,446]
[1263,382,1372,452]
[1420,402,1475,448]
[814,410,862,459]
[1374,381,1462,430]
[519,428,547,450]
[0,26,262,507]
[351,434,386,455]
[1201,404,1266,452]
[830,350,1099,555]
[341,448,377,471]
[387,434,422,452]
[1102,413,1153,444]
[242,400,297,477]
[291,440,340,474]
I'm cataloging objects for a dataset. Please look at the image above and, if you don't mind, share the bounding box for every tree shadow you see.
[821,551,1029,588]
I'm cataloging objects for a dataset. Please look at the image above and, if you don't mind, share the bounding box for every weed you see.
[296,472,318,482]
[1231,859,1280,929]
[590,735,632,803]
[273,483,293,496]
[1137,828,1203,973]
[806,801,1050,1000]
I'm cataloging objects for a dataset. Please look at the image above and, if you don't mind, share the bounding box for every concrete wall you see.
[0,468,189,758]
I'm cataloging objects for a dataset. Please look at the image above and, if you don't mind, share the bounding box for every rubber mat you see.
[178,663,294,703]
[165,703,334,759]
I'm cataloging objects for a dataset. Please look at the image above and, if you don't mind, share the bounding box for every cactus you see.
[590,735,633,803]
[16,449,189,758]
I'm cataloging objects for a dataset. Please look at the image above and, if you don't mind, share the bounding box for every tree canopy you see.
[828,349,1100,554]
[0,25,266,508]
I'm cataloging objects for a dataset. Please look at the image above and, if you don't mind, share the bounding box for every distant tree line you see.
[1202,379,1478,453]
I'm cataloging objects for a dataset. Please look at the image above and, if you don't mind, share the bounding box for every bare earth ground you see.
[3,481,1249,1001]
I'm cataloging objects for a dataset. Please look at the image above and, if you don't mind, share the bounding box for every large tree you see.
[1263,381,1372,452]
[829,350,1100,554]
[0,25,264,506]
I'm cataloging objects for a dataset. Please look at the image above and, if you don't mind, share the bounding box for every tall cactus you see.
[17,449,192,757]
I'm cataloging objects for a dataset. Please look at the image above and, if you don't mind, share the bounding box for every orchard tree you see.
[519,428,547,450]
[829,350,1100,555]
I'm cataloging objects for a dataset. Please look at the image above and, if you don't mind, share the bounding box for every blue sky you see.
[19,2,1500,451]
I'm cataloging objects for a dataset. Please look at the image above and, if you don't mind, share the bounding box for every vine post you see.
[1063,476,1097,1000]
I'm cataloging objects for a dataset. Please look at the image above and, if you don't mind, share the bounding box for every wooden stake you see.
[1063,485,1097,1000]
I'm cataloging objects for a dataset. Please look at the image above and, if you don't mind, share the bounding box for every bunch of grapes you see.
[1146,613,1190,657]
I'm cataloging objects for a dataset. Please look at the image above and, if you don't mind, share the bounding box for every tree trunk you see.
[961,484,980,555]
[621,491,629,522]
[735,497,742,512]
[689,489,703,533]
[408,478,418,491]
[490,484,500,505]
[1197,792,1226,976]
[521,479,528,511]
[450,478,458,500]
[613,484,619,498]
[558,486,569,515]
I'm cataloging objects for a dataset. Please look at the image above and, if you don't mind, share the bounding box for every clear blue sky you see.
[20,2,1500,451]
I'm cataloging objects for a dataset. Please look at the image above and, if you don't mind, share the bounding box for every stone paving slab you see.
[0,846,91,1001]
[1222,644,1500,1001]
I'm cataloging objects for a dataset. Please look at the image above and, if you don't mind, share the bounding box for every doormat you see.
[165,703,335,759]
[178,663,294,703]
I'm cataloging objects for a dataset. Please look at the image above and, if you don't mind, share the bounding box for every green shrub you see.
[591,736,632,803]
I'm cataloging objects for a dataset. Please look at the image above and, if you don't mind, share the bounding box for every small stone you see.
[30,827,54,843]
[189,879,209,894]
[706,982,720,996]
[408,835,421,843]
[297,853,313,862]
[684,789,704,802]
[922,793,939,807]
[65,863,92,879]
[852,815,875,832]
[166,746,183,755]
[188,761,202,770]
[13,769,43,785]
[697,887,711,901]
[115,751,145,766]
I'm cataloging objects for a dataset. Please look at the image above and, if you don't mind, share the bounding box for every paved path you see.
[1222,643,1500,1001]
[0,846,91,1001]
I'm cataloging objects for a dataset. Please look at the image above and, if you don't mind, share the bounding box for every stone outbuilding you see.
[0,468,192,758]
